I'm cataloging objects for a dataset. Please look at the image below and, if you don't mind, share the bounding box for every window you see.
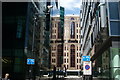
[67,53,69,56]
[58,22,62,38]
[64,53,66,56]
[57,44,63,67]
[52,35,56,39]
[52,59,56,63]
[77,29,78,33]
[71,17,74,20]
[77,35,78,39]
[80,59,81,63]
[77,53,78,57]
[77,65,78,69]
[70,44,75,67]
[108,2,119,19]
[70,22,75,38]
[65,46,66,50]
[77,24,78,27]
[54,46,56,51]
[77,47,78,51]
[55,30,56,33]
[55,23,56,27]
[64,59,66,63]
[52,53,55,56]
[77,59,79,63]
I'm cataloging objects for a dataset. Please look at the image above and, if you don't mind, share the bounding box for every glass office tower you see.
[2,1,49,80]
[80,0,120,79]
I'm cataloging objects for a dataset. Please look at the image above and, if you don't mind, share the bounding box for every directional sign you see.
[27,59,35,65]
[83,61,92,75]
[82,56,90,61]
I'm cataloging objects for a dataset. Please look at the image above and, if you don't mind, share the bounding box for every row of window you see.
[52,52,81,57]
[64,46,81,51]
[52,58,81,66]
[63,65,81,69]
[64,59,81,63]
[52,29,80,34]
[51,34,81,39]
[52,22,80,28]
[64,52,80,57]
[51,46,81,51]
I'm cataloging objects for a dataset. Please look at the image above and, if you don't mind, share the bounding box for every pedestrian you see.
[63,65,67,77]
[2,73,10,80]
[52,65,56,80]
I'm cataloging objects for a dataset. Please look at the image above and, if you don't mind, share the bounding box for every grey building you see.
[80,0,120,79]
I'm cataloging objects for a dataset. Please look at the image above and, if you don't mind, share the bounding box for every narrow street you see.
[1,0,120,80]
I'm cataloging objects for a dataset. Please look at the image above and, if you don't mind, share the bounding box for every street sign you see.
[83,61,92,75]
[85,65,90,70]
[27,58,35,65]
[82,56,90,61]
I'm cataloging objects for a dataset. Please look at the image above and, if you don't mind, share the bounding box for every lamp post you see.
[28,15,37,80]
[32,16,37,53]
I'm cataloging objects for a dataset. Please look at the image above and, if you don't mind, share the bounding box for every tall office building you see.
[2,1,50,80]
[50,15,81,71]
[80,0,120,79]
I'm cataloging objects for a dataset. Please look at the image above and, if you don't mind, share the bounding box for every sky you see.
[60,0,82,15]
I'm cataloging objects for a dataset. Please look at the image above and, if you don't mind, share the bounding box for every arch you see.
[71,17,74,20]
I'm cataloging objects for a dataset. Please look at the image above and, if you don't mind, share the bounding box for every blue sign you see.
[82,56,90,61]
[27,59,35,65]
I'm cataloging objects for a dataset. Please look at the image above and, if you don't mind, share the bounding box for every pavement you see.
[26,75,105,80]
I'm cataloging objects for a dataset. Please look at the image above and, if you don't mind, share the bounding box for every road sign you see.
[85,65,90,70]
[82,56,90,61]
[27,58,35,65]
[83,61,92,75]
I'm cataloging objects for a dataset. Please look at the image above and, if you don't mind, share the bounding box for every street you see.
[32,75,105,80]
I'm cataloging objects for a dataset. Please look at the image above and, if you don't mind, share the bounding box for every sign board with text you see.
[83,61,92,75]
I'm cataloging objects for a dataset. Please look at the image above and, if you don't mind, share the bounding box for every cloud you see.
[60,0,82,10]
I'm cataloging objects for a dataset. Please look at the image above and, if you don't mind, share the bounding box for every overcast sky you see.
[60,0,82,15]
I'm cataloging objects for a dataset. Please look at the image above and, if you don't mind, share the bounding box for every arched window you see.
[57,44,63,67]
[70,44,75,67]
[71,17,74,20]
[70,22,75,38]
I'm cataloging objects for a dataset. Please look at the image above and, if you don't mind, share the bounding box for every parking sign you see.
[83,61,92,75]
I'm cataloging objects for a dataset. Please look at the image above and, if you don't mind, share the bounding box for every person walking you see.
[2,73,10,80]
[52,66,56,80]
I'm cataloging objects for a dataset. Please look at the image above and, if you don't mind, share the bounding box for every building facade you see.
[80,0,120,79]
[63,15,81,71]
[50,15,81,71]
[2,1,50,80]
